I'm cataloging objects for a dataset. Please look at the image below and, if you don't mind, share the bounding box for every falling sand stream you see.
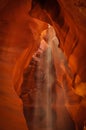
[20,25,75,130]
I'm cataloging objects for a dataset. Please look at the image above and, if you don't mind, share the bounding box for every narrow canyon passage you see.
[0,0,86,130]
[20,26,75,130]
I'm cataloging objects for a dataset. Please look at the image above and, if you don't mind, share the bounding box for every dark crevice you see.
[30,0,65,27]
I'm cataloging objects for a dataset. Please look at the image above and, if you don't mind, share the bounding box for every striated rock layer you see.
[0,0,47,129]
[0,0,86,130]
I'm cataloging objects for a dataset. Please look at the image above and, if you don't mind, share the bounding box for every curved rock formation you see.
[0,0,47,129]
[0,0,86,130]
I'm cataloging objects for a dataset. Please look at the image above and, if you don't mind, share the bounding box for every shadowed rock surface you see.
[0,0,86,130]
[20,44,75,130]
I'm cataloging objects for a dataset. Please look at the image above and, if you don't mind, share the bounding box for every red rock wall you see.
[58,0,86,82]
[0,0,47,129]
[0,0,86,130]
[30,0,86,82]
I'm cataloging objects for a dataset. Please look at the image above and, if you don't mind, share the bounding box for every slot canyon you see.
[0,0,86,130]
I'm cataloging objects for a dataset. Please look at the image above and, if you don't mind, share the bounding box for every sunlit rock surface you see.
[20,35,75,130]
[0,0,86,130]
[30,0,86,82]
[0,0,47,129]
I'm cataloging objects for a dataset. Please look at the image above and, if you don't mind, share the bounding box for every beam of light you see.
[31,24,68,130]
[31,24,57,130]
[20,25,75,130]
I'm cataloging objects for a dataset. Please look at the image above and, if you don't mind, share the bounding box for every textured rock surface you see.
[29,2,86,129]
[0,0,47,130]
[30,0,86,82]
[0,0,86,130]
[20,41,75,130]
